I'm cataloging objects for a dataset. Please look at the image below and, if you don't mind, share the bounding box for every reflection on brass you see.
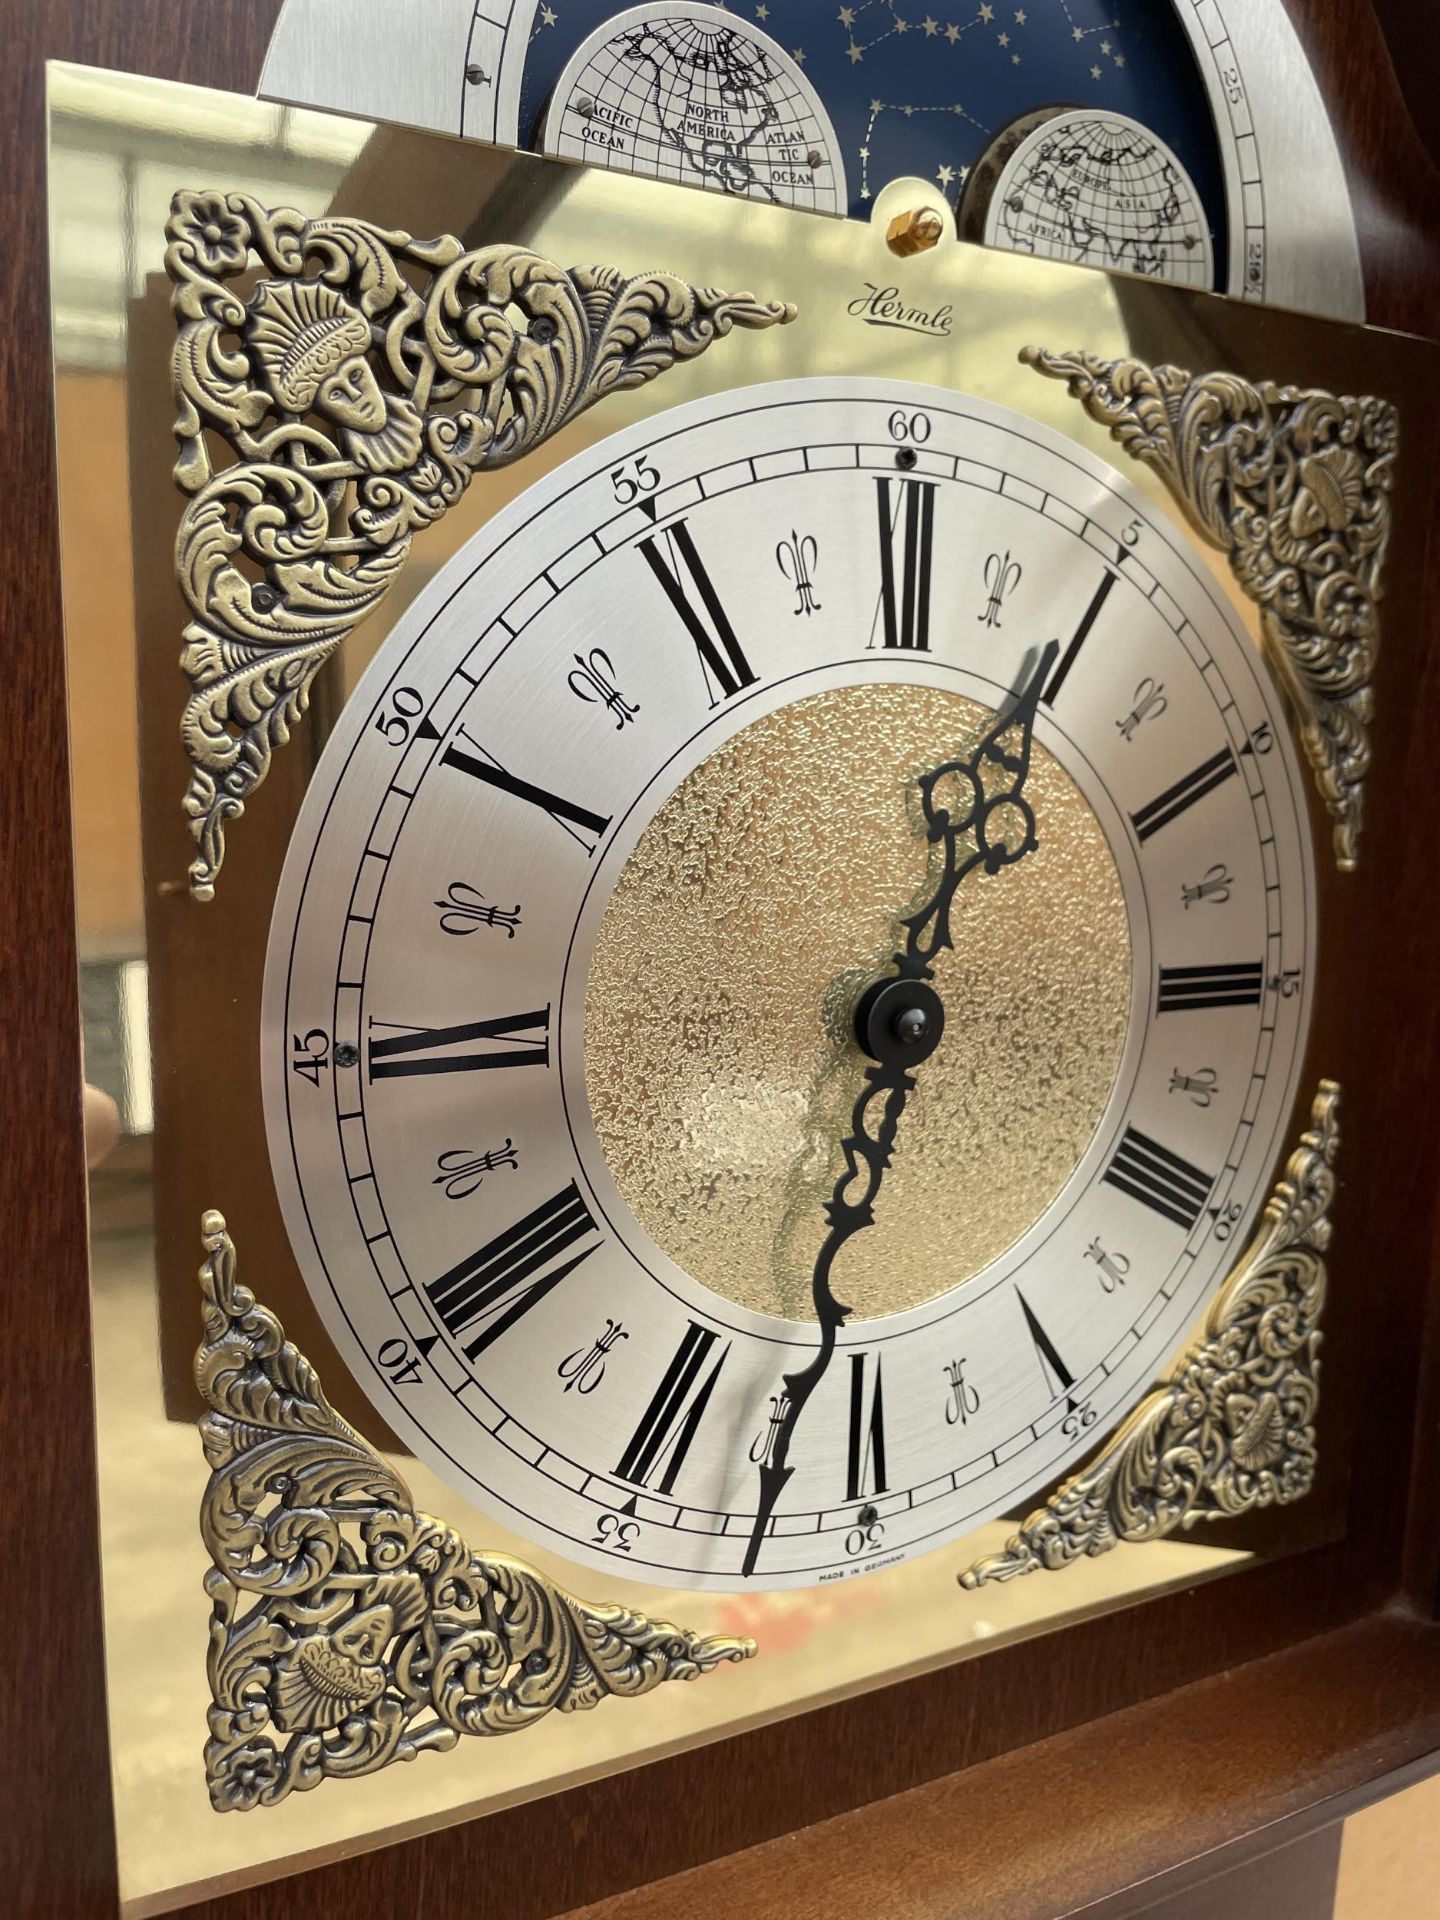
[886,206,946,257]
[1025,349,1395,871]
[195,1210,754,1812]
[959,1079,1338,1589]
[586,684,1130,1320]
[59,62,1434,1898]
[166,191,795,900]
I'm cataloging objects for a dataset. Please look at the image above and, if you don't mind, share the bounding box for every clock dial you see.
[538,3,848,213]
[264,377,1315,1592]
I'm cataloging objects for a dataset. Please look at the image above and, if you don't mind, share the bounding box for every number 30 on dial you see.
[264,378,1315,1591]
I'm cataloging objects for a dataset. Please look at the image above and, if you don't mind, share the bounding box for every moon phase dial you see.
[262,0,1364,312]
[264,377,1315,1591]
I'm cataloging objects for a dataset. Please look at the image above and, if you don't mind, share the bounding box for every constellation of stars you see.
[833,0,1133,194]
[839,1,994,59]
[836,0,1125,71]
[858,94,987,199]
[526,2,1136,199]
[531,3,1128,94]
[1056,0,1121,41]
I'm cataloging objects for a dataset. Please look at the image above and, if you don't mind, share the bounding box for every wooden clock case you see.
[6,3,1440,1914]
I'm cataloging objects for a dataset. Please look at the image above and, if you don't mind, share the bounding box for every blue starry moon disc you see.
[516,0,1228,282]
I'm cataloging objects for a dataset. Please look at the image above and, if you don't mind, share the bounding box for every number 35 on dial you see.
[264,378,1315,1591]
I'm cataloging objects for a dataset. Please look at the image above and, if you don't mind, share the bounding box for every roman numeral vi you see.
[845,1351,889,1501]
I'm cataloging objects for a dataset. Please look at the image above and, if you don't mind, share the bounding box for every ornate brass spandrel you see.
[165,191,795,902]
[1023,348,1395,872]
[958,1080,1337,1590]
[195,1210,755,1812]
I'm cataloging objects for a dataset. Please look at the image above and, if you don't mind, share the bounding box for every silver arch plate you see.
[258,0,1363,320]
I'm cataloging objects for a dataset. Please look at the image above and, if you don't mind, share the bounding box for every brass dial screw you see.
[886,206,947,257]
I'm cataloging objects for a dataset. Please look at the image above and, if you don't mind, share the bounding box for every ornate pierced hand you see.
[742,642,1058,1576]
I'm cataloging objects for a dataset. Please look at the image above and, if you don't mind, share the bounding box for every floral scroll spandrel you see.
[958,1080,1337,1589]
[195,1210,754,1812]
[1023,348,1395,873]
[166,191,796,902]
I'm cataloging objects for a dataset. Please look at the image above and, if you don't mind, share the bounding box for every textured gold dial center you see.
[584,683,1132,1323]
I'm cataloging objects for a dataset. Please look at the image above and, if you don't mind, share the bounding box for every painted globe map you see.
[985,107,1213,284]
[541,4,846,214]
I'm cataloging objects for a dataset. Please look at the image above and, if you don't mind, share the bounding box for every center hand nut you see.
[895,1006,929,1047]
[854,977,947,1069]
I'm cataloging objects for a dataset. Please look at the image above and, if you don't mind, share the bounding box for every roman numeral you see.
[615,1320,729,1494]
[1043,569,1116,705]
[873,475,936,650]
[845,1351,888,1501]
[427,1181,600,1360]
[1131,748,1237,843]
[367,1009,549,1079]
[442,730,610,854]
[1018,1290,1075,1395]
[1156,961,1265,1014]
[638,514,756,703]
[1103,1126,1214,1230]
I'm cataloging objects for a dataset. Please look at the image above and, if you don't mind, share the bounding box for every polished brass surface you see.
[195,1210,751,1810]
[886,206,946,258]
[167,190,793,899]
[50,63,1436,1913]
[1025,352,1394,872]
[586,683,1130,1321]
[960,1080,1338,1588]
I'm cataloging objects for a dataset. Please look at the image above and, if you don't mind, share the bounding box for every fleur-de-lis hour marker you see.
[943,1358,981,1425]
[979,549,1022,628]
[776,529,821,615]
[749,1390,793,1463]
[1084,1238,1131,1293]
[435,881,521,937]
[568,647,639,729]
[433,1139,519,1200]
[1170,1067,1219,1109]
[1182,863,1232,909]
[558,1319,629,1394]
[1117,676,1168,740]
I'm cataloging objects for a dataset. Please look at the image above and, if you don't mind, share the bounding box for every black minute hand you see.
[741,641,1059,1578]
